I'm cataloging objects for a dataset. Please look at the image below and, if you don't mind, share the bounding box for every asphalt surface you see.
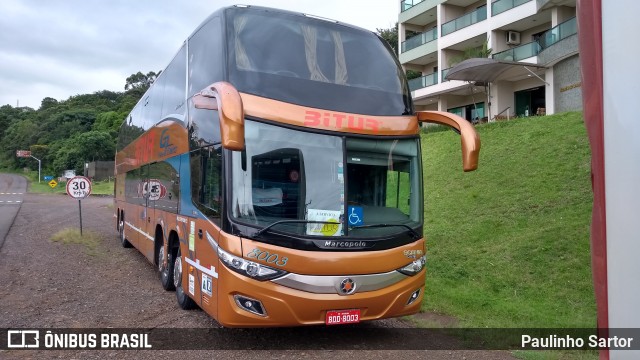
[0,174,26,251]
[0,175,516,359]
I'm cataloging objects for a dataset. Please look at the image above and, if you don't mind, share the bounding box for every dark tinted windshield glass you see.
[230,120,422,239]
[225,7,412,116]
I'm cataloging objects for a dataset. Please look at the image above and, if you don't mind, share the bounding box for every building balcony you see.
[491,0,533,16]
[401,0,425,12]
[538,17,577,49]
[538,18,578,66]
[401,27,438,53]
[441,67,451,82]
[399,35,438,65]
[492,41,541,62]
[441,5,487,36]
[408,71,439,91]
[399,0,444,25]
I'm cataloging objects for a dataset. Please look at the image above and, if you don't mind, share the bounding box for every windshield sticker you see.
[289,170,299,182]
[307,209,342,236]
[189,221,195,252]
[252,188,283,207]
[348,206,364,226]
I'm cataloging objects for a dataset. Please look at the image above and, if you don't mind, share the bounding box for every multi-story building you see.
[398,0,581,121]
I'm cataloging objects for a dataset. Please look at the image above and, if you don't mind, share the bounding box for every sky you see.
[0,0,399,109]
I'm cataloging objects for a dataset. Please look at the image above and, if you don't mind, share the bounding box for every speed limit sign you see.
[66,176,92,199]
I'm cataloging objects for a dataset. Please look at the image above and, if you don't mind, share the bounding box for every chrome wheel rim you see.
[173,253,182,288]
[158,246,165,273]
[119,221,125,242]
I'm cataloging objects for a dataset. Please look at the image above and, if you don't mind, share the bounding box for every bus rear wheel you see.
[158,239,175,291]
[173,246,197,310]
[119,217,132,248]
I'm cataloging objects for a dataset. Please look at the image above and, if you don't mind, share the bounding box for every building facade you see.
[398,0,581,121]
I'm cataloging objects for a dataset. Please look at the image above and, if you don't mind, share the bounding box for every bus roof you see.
[189,5,375,41]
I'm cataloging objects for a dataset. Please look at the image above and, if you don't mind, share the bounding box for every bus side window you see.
[191,145,222,223]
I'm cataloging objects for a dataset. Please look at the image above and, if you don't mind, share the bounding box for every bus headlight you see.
[218,247,287,281]
[397,255,426,276]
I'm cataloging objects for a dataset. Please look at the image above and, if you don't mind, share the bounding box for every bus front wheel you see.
[119,215,132,248]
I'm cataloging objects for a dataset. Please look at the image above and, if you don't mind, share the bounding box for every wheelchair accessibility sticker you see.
[348,206,363,226]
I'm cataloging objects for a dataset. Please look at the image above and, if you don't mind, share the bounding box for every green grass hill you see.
[421,111,594,329]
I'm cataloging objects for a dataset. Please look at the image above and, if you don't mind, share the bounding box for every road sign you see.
[48,179,58,189]
[16,150,31,158]
[66,176,92,199]
[44,176,54,181]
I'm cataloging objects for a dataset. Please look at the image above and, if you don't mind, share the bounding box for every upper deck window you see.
[225,7,412,116]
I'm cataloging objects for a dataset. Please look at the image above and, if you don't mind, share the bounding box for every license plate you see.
[325,309,360,325]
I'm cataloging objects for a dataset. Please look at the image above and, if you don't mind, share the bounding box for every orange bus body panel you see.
[240,93,420,136]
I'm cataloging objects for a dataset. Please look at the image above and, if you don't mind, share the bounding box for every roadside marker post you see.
[66,176,92,236]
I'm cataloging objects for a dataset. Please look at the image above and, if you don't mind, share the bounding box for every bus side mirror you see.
[193,82,245,151]
[416,111,481,172]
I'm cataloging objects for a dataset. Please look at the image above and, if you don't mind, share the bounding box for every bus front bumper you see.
[215,265,425,327]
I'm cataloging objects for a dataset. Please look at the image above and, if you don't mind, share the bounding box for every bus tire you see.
[119,215,132,248]
[173,246,197,310]
[158,235,175,291]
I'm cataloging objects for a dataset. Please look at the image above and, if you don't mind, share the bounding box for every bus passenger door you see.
[189,144,223,318]
[140,164,155,261]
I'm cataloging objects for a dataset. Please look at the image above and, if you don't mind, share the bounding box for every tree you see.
[93,111,125,134]
[39,97,59,111]
[376,23,399,55]
[124,71,160,92]
[0,71,150,172]
[376,24,423,81]
[37,109,97,144]
[448,40,493,67]
[1,119,39,169]
[52,131,115,174]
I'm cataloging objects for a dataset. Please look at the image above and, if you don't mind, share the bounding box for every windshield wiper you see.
[253,220,340,238]
[350,223,421,240]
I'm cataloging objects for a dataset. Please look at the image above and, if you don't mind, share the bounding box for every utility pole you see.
[16,150,40,182]
[30,155,41,183]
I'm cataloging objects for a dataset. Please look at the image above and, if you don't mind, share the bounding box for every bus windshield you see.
[225,7,412,116]
[230,121,422,239]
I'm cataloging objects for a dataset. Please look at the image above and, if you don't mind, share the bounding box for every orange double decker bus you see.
[114,5,479,327]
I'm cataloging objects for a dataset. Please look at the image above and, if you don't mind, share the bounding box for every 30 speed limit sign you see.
[66,176,92,199]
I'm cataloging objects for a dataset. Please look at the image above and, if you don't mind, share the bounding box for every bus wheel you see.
[158,239,175,291]
[173,246,197,310]
[119,217,132,248]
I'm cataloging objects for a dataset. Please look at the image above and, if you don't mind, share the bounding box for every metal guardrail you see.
[491,0,532,16]
[408,72,438,91]
[492,41,541,61]
[538,17,577,49]
[441,5,487,36]
[401,27,438,53]
[401,0,425,12]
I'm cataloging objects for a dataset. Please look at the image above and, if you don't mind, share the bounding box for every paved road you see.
[0,174,26,251]
[0,190,517,359]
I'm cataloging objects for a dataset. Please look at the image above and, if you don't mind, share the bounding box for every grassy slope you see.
[421,112,595,328]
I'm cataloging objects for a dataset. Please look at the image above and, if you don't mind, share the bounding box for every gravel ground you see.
[0,193,515,360]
